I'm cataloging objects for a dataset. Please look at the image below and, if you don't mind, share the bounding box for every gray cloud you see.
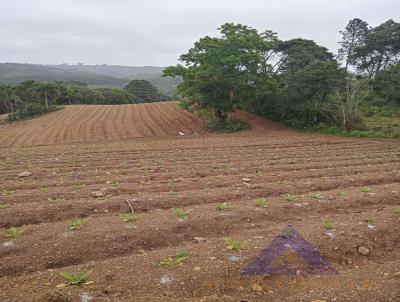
[0,0,398,66]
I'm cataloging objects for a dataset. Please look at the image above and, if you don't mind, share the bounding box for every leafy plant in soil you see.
[2,227,24,238]
[224,238,243,251]
[396,208,400,216]
[47,196,65,203]
[283,193,304,202]
[122,213,141,223]
[173,208,191,219]
[255,199,268,208]
[323,218,334,230]
[361,187,372,193]
[160,250,189,266]
[363,217,375,225]
[0,204,10,209]
[57,271,94,287]
[217,202,231,211]
[67,218,87,230]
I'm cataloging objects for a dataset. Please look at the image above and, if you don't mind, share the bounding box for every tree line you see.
[164,18,400,131]
[0,79,169,121]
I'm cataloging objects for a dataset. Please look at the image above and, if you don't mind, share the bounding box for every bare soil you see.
[0,102,399,302]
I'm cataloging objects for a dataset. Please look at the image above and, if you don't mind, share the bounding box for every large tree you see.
[124,80,160,102]
[338,18,369,71]
[352,19,400,78]
[164,23,273,120]
[33,82,60,111]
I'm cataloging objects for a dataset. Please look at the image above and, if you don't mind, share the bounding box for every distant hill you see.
[0,63,180,95]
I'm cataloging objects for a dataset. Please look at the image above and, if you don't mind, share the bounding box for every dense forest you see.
[0,63,180,96]
[0,79,169,121]
[164,18,400,137]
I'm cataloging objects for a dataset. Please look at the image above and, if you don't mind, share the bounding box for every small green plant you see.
[337,191,347,197]
[139,180,151,186]
[364,218,375,225]
[283,193,304,202]
[2,227,23,238]
[323,218,334,230]
[224,238,243,251]
[217,202,231,211]
[361,187,372,193]
[160,250,189,266]
[111,180,120,188]
[173,208,191,219]
[312,193,327,200]
[396,208,400,216]
[0,204,10,209]
[67,218,87,230]
[1,189,15,196]
[47,197,65,203]
[255,199,268,208]
[122,213,141,223]
[58,271,94,287]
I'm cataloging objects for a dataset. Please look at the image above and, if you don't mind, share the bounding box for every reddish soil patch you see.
[0,104,399,301]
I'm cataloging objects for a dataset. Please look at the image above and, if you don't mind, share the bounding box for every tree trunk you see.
[44,92,49,112]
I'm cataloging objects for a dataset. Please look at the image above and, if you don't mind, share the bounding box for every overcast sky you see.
[0,0,398,66]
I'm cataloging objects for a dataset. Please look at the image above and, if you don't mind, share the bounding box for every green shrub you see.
[207,119,250,133]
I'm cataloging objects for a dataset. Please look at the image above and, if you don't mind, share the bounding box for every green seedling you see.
[173,208,191,219]
[396,208,400,216]
[312,193,327,200]
[139,180,151,186]
[58,271,94,287]
[224,238,243,251]
[0,204,10,209]
[337,191,347,197]
[96,194,112,201]
[323,218,334,230]
[1,190,15,196]
[122,213,141,223]
[217,202,231,211]
[111,180,120,188]
[255,199,268,208]
[67,218,87,230]
[2,227,23,238]
[364,218,375,225]
[47,197,65,203]
[159,250,189,266]
[283,193,304,202]
[361,187,372,193]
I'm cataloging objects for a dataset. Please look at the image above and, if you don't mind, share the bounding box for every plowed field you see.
[0,102,205,147]
[0,102,399,302]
